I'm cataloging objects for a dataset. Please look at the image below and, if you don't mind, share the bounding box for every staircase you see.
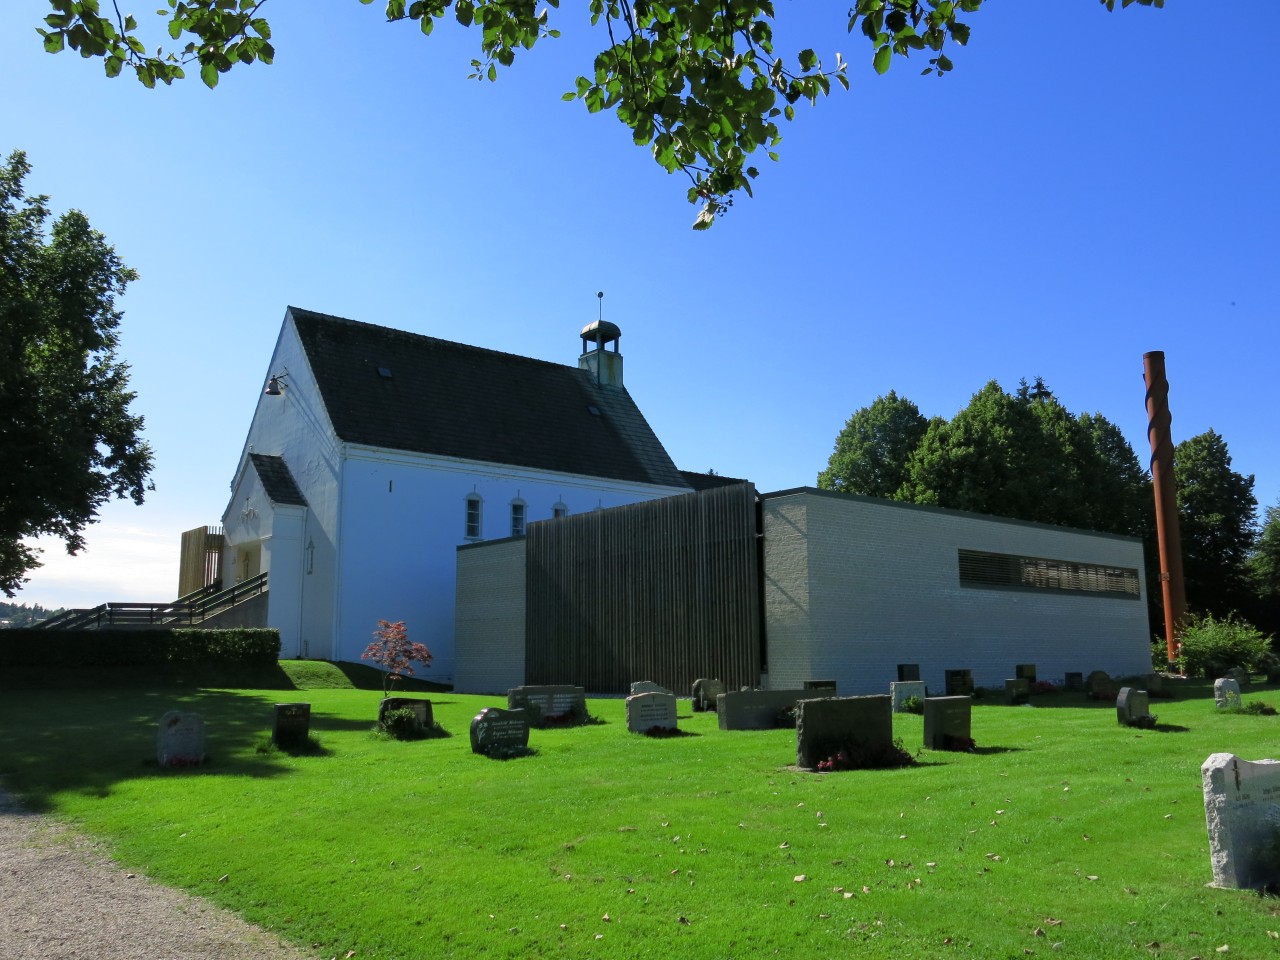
[34,574,269,630]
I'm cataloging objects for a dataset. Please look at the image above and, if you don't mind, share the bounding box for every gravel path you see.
[0,788,317,960]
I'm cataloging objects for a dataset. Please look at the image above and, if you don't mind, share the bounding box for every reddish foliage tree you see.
[361,620,432,696]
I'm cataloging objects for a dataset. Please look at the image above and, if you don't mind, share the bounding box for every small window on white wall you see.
[552,501,568,519]
[510,499,527,537]
[465,493,483,540]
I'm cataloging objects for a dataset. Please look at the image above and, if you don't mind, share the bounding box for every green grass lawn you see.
[2,669,1278,959]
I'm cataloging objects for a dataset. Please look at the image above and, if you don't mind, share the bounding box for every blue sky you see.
[3,1,1277,608]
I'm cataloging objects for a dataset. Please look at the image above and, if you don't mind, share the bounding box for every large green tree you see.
[34,0,1164,227]
[1173,430,1257,619]
[0,150,154,597]
[817,390,927,498]
[1248,501,1280,638]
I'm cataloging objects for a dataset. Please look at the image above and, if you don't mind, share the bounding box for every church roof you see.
[288,307,690,490]
[248,453,308,506]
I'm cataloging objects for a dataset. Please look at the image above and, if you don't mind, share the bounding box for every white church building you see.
[218,306,693,682]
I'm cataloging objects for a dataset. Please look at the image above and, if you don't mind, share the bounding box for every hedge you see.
[0,628,281,668]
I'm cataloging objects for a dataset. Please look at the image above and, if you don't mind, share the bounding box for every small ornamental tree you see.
[361,620,432,696]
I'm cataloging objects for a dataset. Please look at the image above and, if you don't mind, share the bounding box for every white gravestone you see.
[630,680,674,697]
[626,692,678,733]
[156,711,205,766]
[1201,752,1280,890]
[890,681,927,713]
[1214,678,1242,709]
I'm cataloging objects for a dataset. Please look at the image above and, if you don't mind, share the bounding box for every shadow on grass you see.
[631,729,702,739]
[327,661,451,693]
[0,688,308,813]
[1149,723,1191,733]
[972,745,1024,755]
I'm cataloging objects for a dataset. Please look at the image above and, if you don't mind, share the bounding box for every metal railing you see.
[32,573,268,630]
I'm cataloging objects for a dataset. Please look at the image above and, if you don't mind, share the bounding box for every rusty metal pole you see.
[1143,351,1187,665]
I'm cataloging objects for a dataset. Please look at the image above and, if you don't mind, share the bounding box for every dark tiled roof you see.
[288,307,690,489]
[249,453,308,507]
[679,470,753,492]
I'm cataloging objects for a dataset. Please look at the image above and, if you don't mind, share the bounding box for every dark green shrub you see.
[1176,614,1272,677]
[901,696,924,715]
[379,707,425,740]
[0,627,280,668]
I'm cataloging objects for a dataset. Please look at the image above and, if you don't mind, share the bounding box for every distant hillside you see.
[0,602,65,628]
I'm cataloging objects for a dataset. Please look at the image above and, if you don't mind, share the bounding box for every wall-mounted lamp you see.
[264,370,290,396]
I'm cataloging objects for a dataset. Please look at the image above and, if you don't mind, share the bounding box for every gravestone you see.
[795,695,893,770]
[1116,687,1155,728]
[1064,672,1084,692]
[630,680,674,696]
[1227,666,1250,690]
[717,690,807,731]
[470,707,530,757]
[1015,664,1037,684]
[379,697,433,730]
[156,711,205,767]
[897,663,921,683]
[1144,672,1166,697]
[944,669,974,697]
[691,678,725,712]
[507,685,588,726]
[272,702,311,748]
[890,680,927,713]
[626,691,678,733]
[1086,670,1117,700]
[1201,752,1280,890]
[803,680,838,694]
[1214,678,1243,709]
[1005,678,1031,706]
[923,697,972,751]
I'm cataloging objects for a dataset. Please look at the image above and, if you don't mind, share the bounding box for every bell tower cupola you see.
[578,291,623,387]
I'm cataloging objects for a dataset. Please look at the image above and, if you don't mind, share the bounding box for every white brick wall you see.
[453,539,526,694]
[763,490,1151,694]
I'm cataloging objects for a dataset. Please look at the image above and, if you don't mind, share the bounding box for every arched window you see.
[552,501,568,520]
[464,493,483,540]
[510,498,527,537]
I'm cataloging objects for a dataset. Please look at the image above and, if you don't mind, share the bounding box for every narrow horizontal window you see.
[958,549,1139,598]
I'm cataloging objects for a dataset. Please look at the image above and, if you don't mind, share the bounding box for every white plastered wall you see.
[762,490,1151,694]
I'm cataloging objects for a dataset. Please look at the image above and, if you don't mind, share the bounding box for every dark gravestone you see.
[1116,687,1155,728]
[379,697,433,730]
[691,678,725,712]
[1064,672,1084,691]
[795,696,892,770]
[944,669,974,697]
[1005,678,1031,706]
[507,685,587,726]
[923,696,972,751]
[717,690,807,731]
[272,702,311,748]
[803,680,838,694]
[1086,670,1117,701]
[1015,664,1037,684]
[470,707,530,757]
[897,663,921,682]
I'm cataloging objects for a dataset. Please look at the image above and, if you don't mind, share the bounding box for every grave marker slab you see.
[507,685,587,726]
[1086,670,1118,701]
[470,707,530,757]
[1116,687,1155,728]
[272,703,311,748]
[691,678,725,712]
[1227,666,1250,690]
[157,711,205,767]
[379,697,433,730]
[944,669,974,697]
[630,680,674,697]
[1015,664,1037,684]
[896,664,921,683]
[717,690,807,730]
[795,696,893,769]
[923,697,972,751]
[1214,678,1243,710]
[1201,752,1280,890]
[626,692,678,733]
[1064,672,1084,692]
[1005,678,1031,706]
[890,680,927,713]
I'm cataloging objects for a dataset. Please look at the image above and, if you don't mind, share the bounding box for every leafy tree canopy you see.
[1249,501,1280,638]
[35,0,1164,227]
[1174,429,1258,619]
[0,150,154,597]
[818,390,926,498]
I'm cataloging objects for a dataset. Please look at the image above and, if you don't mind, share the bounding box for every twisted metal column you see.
[1143,351,1186,665]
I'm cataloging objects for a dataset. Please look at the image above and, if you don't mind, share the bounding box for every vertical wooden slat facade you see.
[178,525,225,597]
[525,483,761,693]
